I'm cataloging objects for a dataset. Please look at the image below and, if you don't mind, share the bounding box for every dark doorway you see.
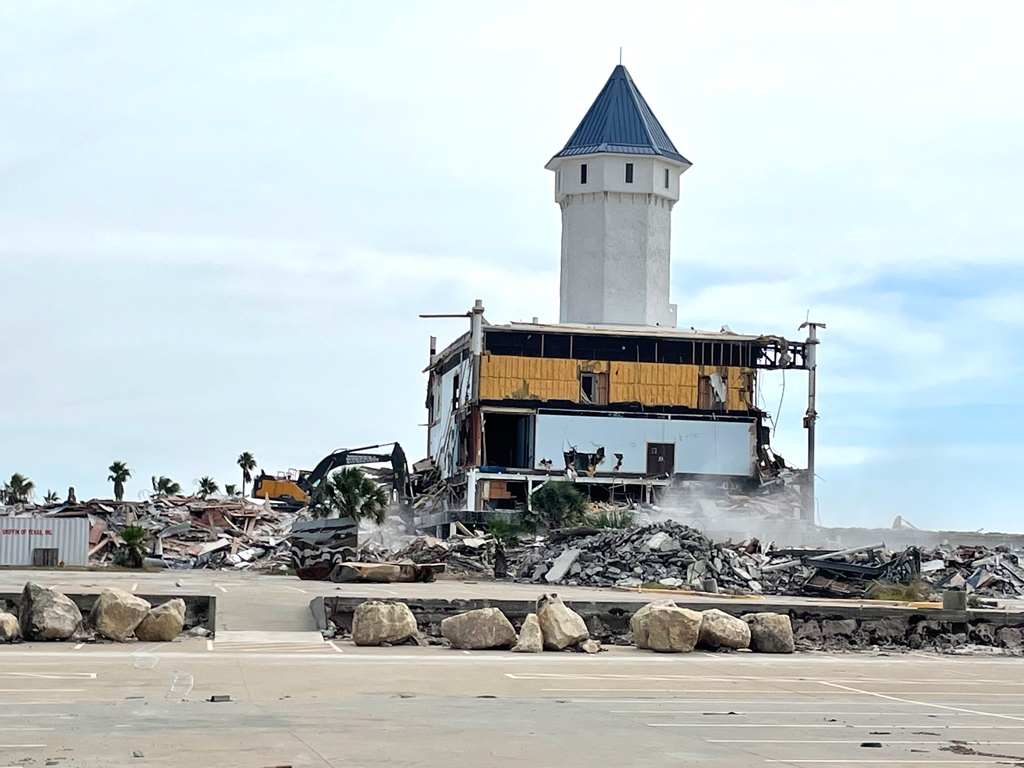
[483,413,534,469]
[647,442,675,476]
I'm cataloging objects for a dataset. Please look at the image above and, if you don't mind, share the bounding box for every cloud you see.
[0,2,1022,532]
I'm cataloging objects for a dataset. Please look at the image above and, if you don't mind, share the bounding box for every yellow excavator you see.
[252,443,412,511]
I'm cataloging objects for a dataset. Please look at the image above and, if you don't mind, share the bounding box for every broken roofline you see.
[425,322,807,372]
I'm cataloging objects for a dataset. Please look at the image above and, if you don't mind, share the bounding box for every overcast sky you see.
[2,2,1023,531]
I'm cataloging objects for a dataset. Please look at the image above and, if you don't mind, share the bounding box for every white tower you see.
[546,65,691,327]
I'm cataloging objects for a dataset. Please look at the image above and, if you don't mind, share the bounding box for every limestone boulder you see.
[699,608,750,649]
[351,600,417,646]
[89,588,151,641]
[135,599,186,642]
[745,612,795,654]
[19,582,83,640]
[579,638,602,654]
[512,613,543,653]
[441,608,517,650]
[536,593,588,650]
[631,599,702,653]
[0,612,20,641]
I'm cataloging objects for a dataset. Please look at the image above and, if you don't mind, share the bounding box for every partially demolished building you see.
[422,65,815,521]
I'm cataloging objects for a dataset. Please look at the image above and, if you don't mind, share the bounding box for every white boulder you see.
[90,588,151,642]
[351,600,418,646]
[631,599,702,653]
[20,582,83,640]
[441,608,517,650]
[536,593,589,650]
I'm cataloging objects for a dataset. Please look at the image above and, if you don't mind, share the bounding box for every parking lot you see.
[2,631,1024,767]
[2,569,1024,766]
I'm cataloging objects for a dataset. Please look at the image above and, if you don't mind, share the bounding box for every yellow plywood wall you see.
[479,355,579,401]
[610,361,697,407]
[480,354,754,410]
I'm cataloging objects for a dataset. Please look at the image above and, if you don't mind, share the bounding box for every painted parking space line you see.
[609,710,990,715]
[505,673,1024,686]
[284,586,307,593]
[0,690,86,694]
[817,681,1024,723]
[709,740,1024,745]
[763,761,1007,765]
[3,673,96,680]
[215,584,228,593]
[327,641,345,654]
[0,744,47,748]
[541,687,1024,696]
[646,724,1022,729]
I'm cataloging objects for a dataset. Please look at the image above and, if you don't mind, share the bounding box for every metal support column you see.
[799,320,825,523]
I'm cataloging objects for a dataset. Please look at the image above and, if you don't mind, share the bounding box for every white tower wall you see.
[549,154,685,327]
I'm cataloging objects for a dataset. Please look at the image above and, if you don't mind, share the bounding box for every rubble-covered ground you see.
[5,496,1023,602]
[2,496,295,571]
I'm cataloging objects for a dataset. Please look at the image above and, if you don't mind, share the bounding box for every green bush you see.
[485,516,523,547]
[113,525,150,569]
[525,481,588,530]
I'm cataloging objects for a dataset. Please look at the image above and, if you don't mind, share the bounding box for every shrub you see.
[525,481,588,530]
[485,516,523,547]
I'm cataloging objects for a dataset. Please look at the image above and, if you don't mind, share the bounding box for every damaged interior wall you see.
[532,412,755,477]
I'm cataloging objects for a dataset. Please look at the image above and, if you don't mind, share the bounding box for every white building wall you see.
[533,413,756,477]
[0,517,89,566]
[427,357,471,477]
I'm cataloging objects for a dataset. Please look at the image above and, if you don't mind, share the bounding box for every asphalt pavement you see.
[2,569,1024,767]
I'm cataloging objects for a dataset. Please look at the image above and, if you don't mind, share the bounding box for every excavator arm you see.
[299,442,412,509]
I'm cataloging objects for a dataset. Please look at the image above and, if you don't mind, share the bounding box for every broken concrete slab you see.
[545,549,581,584]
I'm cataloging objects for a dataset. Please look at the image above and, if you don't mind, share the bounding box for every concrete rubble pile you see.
[515,521,767,593]
[377,534,498,578]
[658,467,808,521]
[7,496,296,572]
[756,543,923,598]
[918,544,1024,598]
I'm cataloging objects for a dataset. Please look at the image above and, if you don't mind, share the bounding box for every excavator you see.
[252,442,412,511]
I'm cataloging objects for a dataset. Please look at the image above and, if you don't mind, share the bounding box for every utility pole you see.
[799,320,825,524]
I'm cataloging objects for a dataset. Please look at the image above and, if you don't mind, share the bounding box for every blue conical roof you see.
[550,65,689,165]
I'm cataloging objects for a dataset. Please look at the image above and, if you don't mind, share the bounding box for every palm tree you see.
[107,461,131,501]
[237,452,257,496]
[43,490,60,504]
[224,483,238,497]
[2,473,35,504]
[310,467,389,524]
[197,476,219,498]
[151,475,182,496]
[113,525,149,569]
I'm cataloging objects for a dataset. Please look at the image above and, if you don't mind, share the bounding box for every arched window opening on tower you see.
[580,163,588,184]
[625,163,634,183]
